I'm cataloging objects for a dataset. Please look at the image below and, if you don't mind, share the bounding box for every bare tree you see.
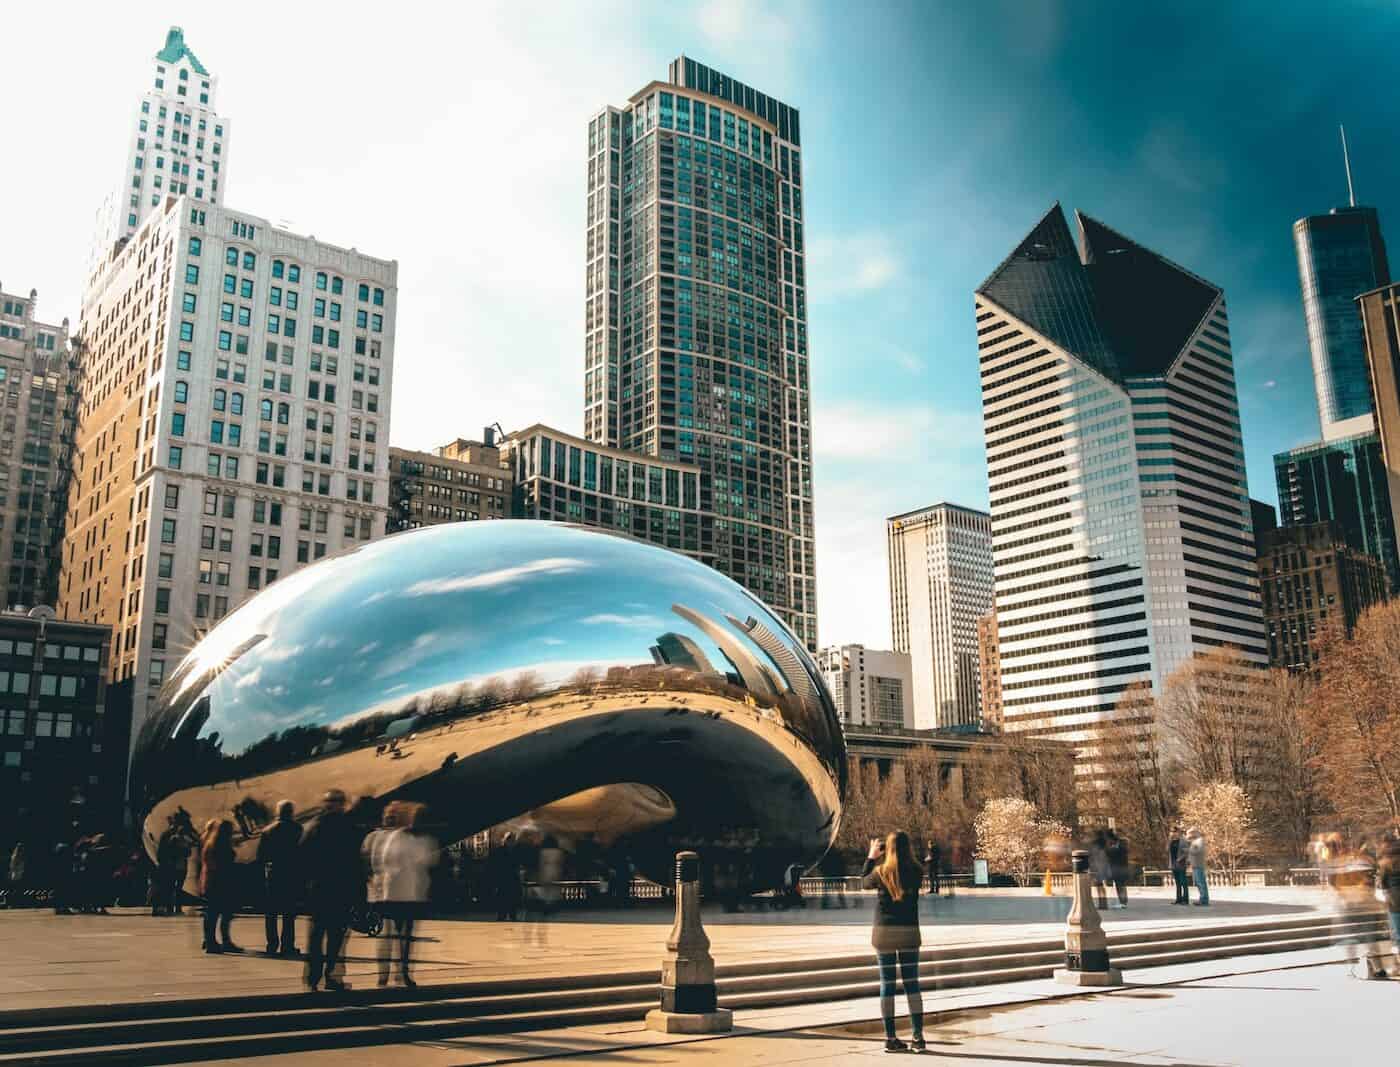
[1180,781,1255,878]
[1157,646,1267,795]
[974,796,1071,887]
[1302,606,1400,829]
[1251,667,1328,862]
[1093,682,1176,847]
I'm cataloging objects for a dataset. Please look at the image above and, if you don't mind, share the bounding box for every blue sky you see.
[3,1,1396,648]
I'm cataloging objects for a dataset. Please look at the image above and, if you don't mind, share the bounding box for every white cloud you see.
[814,403,984,462]
[581,612,668,628]
[806,232,902,298]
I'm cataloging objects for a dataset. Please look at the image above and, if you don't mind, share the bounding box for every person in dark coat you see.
[862,830,926,1054]
[488,831,522,921]
[922,841,941,897]
[200,820,240,953]
[300,789,363,991]
[257,800,303,956]
[1168,827,1189,905]
[1106,831,1130,908]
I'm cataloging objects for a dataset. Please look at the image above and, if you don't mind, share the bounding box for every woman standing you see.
[200,819,240,953]
[862,830,926,1053]
[364,802,437,987]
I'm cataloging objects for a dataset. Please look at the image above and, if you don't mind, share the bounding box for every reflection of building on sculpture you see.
[130,522,844,892]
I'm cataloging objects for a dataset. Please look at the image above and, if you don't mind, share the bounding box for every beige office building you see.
[58,199,396,747]
[816,644,913,729]
[887,502,994,730]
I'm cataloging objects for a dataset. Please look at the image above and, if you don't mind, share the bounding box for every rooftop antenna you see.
[1340,124,1356,208]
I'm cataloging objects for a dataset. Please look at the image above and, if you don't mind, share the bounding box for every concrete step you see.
[0,913,1387,1065]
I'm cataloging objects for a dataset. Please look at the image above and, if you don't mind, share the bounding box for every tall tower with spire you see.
[1292,130,1390,442]
[86,27,232,301]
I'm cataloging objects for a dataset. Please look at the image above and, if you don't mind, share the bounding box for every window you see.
[218,330,231,351]
[181,292,197,314]
[248,566,262,590]
[164,485,180,509]
[374,288,385,306]
[199,559,213,584]
[272,260,284,279]
[174,381,188,403]
[210,420,223,444]
[316,272,327,291]
[168,445,183,469]
[242,251,256,270]
[185,264,200,284]
[226,247,239,266]
[288,264,300,283]
[225,456,239,479]
[196,594,209,619]
[177,350,192,371]
[223,273,236,294]
[171,413,185,436]
[297,540,309,563]
[161,519,177,543]
[180,321,194,342]
[270,286,282,307]
[240,278,253,299]
[212,388,226,412]
[358,283,370,301]
[216,358,230,380]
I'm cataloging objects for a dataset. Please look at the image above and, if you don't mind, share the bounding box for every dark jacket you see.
[1169,836,1186,870]
[299,810,362,909]
[862,858,922,952]
[1379,842,1400,913]
[1106,839,1129,876]
[257,818,303,897]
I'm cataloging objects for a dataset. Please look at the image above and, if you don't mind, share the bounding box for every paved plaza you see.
[0,885,1336,1012]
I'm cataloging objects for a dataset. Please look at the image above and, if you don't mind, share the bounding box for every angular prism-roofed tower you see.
[975,205,1265,791]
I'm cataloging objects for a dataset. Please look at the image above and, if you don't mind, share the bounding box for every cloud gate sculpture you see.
[131,521,846,891]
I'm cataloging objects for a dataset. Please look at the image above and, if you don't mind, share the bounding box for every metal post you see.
[645,851,733,1033]
[1053,849,1122,986]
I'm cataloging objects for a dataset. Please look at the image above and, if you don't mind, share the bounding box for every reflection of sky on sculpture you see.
[178,522,811,758]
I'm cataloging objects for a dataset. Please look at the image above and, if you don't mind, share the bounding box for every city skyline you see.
[3,2,1397,649]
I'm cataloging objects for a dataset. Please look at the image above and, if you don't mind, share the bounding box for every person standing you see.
[1186,827,1210,906]
[1088,830,1111,909]
[6,842,25,906]
[1106,831,1129,909]
[1377,830,1400,978]
[488,832,522,921]
[257,800,303,956]
[1168,827,1189,905]
[363,802,437,987]
[922,840,941,897]
[200,820,240,953]
[300,789,362,992]
[862,831,926,1054]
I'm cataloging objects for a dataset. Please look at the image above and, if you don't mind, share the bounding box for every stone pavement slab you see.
[0,886,1332,1012]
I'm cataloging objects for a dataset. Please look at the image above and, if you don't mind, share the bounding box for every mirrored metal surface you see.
[131,521,846,889]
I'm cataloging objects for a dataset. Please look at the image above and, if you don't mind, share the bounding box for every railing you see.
[1139,867,1271,887]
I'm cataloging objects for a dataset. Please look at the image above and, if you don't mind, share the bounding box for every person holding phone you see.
[862,830,926,1053]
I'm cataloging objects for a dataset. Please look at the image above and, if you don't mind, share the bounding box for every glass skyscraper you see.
[1273,431,1397,592]
[1293,206,1389,439]
[586,57,816,649]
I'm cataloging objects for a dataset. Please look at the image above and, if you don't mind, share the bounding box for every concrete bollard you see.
[1053,848,1122,987]
[645,851,733,1033]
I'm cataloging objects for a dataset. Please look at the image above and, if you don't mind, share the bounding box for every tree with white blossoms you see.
[1179,781,1254,879]
[974,796,1071,887]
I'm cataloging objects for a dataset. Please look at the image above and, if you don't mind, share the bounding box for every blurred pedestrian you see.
[1168,827,1189,905]
[1378,830,1400,978]
[153,821,191,916]
[1089,830,1110,909]
[862,831,926,1054]
[363,802,437,987]
[301,789,362,992]
[1106,831,1129,909]
[488,831,522,921]
[529,835,565,945]
[200,820,240,953]
[6,842,25,906]
[1334,840,1384,978]
[1187,827,1209,906]
[258,800,302,956]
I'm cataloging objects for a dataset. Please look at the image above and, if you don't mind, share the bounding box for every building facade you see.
[389,437,510,532]
[1273,431,1397,592]
[1357,283,1400,573]
[975,611,1002,732]
[58,199,396,749]
[0,614,120,859]
[0,289,80,610]
[506,424,714,565]
[815,644,913,729]
[887,503,993,730]
[586,57,817,648]
[1293,205,1389,441]
[88,27,231,296]
[975,205,1266,789]
[1257,521,1387,670]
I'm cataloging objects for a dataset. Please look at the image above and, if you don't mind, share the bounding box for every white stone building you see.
[816,644,914,730]
[87,27,231,298]
[59,199,396,748]
[887,503,993,731]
